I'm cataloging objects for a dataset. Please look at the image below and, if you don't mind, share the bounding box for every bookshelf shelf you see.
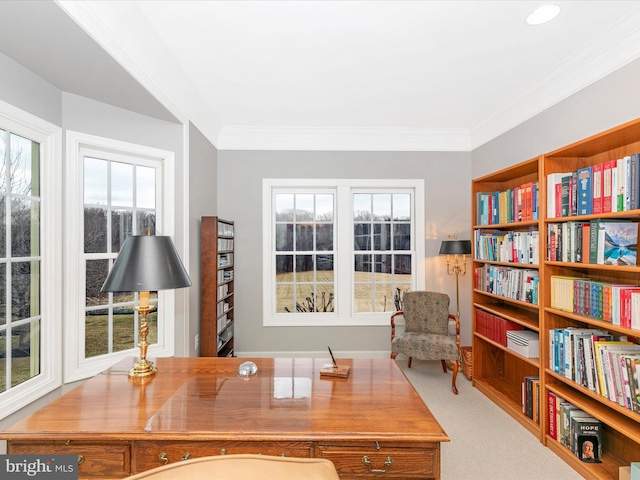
[473,302,539,330]
[473,289,541,310]
[200,216,235,357]
[473,118,640,479]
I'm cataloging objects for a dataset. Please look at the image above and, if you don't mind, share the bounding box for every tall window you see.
[353,193,413,313]
[1,131,42,391]
[0,101,61,420]
[275,192,335,314]
[83,156,157,359]
[65,131,175,382]
[264,179,424,326]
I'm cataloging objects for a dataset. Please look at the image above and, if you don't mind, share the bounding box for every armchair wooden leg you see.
[407,357,412,368]
[440,360,447,373]
[450,360,459,395]
[391,352,398,360]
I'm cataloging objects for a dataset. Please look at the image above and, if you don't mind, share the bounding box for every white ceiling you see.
[16,1,640,150]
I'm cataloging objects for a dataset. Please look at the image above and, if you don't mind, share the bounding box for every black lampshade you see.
[101,235,192,292]
[439,240,472,255]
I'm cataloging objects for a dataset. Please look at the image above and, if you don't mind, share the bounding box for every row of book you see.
[547,219,638,266]
[548,392,603,463]
[474,307,524,346]
[549,327,640,411]
[473,229,539,264]
[547,153,640,219]
[473,264,539,304]
[522,375,540,424]
[475,181,539,226]
[217,221,234,237]
[217,237,234,251]
[550,276,640,328]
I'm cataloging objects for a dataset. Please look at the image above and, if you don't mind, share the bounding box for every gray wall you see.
[217,150,473,355]
[188,122,218,355]
[0,52,61,126]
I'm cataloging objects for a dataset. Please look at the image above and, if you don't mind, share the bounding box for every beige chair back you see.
[123,454,340,480]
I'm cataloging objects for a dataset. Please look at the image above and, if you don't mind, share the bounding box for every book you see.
[577,166,593,215]
[601,221,638,266]
[547,172,572,219]
[589,219,626,264]
[592,162,603,214]
[571,416,603,463]
[632,153,640,210]
[602,159,615,213]
[548,391,561,440]
[320,364,350,378]
[617,155,629,211]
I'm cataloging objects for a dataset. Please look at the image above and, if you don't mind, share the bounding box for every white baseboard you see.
[234,350,391,359]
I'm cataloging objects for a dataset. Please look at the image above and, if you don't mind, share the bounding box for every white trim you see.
[218,126,471,152]
[64,131,176,383]
[262,179,424,327]
[0,99,62,420]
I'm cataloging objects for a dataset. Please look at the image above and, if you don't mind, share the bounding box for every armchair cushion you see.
[391,331,458,361]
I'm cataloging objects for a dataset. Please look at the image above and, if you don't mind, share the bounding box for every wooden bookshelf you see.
[542,118,640,479]
[472,118,640,479]
[471,156,544,441]
[200,216,235,357]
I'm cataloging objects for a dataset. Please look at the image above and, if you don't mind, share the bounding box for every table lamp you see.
[101,234,192,378]
[439,237,472,320]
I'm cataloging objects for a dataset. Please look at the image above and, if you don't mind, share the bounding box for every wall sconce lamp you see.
[439,236,472,320]
[101,234,192,378]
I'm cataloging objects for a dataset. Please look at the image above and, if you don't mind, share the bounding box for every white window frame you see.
[263,179,425,327]
[0,99,62,420]
[64,131,176,383]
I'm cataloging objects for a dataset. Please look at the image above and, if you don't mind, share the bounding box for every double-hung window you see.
[64,132,176,382]
[263,179,424,326]
[0,100,61,420]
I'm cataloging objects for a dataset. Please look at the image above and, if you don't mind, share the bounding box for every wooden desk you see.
[3,357,448,479]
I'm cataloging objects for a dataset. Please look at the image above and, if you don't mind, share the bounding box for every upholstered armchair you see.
[390,291,460,394]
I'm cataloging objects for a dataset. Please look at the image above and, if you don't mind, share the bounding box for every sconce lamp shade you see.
[439,240,472,256]
[101,235,192,292]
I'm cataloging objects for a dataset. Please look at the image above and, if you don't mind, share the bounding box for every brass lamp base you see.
[128,303,157,379]
[128,358,157,378]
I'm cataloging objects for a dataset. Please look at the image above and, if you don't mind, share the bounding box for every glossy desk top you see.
[3,357,449,443]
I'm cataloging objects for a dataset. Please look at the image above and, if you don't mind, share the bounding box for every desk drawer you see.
[133,440,312,472]
[317,442,439,479]
[8,441,131,478]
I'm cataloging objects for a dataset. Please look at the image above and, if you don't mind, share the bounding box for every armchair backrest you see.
[402,291,451,336]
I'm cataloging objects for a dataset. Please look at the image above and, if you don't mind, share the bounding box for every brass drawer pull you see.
[220,448,227,455]
[159,453,168,465]
[362,455,393,473]
[181,453,191,461]
[77,455,85,465]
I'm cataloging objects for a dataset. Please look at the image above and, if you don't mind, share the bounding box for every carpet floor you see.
[396,357,585,480]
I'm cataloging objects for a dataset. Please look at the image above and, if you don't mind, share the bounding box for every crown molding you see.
[470,8,640,150]
[216,126,471,151]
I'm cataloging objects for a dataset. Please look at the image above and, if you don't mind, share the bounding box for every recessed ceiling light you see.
[526,4,561,25]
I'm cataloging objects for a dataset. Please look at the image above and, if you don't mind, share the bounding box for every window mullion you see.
[336,185,351,318]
